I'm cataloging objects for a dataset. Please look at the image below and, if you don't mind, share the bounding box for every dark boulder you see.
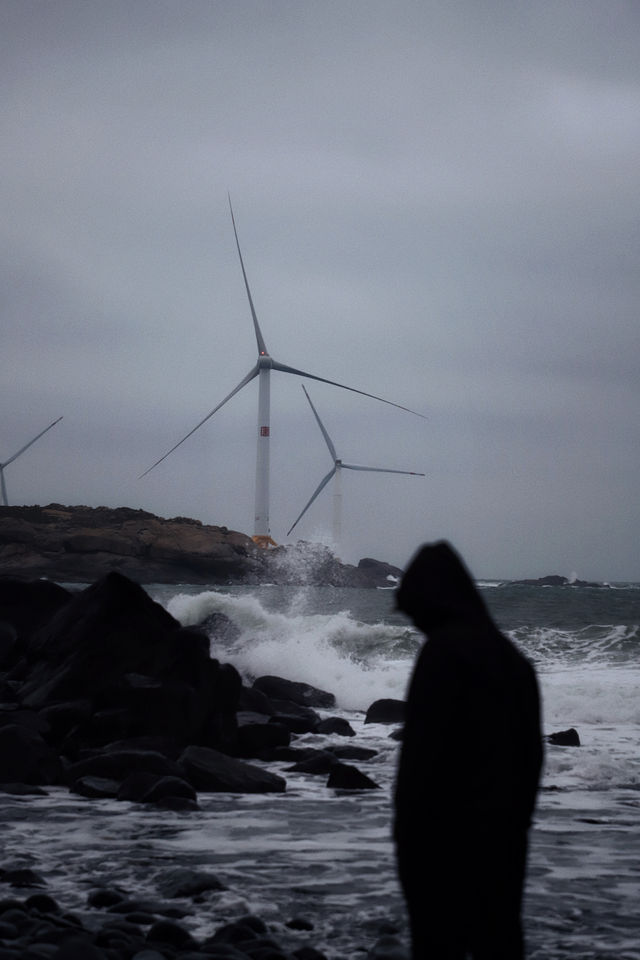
[314,717,355,737]
[287,750,338,775]
[156,868,226,898]
[0,578,72,643]
[70,776,121,799]
[326,762,380,790]
[67,748,183,784]
[0,723,62,785]
[327,744,378,761]
[18,572,241,753]
[547,727,581,746]
[178,745,286,793]
[236,720,291,757]
[364,698,406,724]
[253,676,335,709]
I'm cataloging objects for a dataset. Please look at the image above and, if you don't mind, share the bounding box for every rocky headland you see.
[0,504,403,588]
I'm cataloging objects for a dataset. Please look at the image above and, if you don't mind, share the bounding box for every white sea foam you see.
[167,588,411,710]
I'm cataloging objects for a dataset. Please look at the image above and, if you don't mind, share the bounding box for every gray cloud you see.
[1,1,638,580]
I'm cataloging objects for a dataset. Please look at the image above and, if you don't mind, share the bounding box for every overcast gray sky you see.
[2,1,638,581]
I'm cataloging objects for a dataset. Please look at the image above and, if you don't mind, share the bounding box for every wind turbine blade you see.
[271,360,426,418]
[139,364,260,478]
[2,416,63,469]
[341,464,425,476]
[301,385,337,461]
[287,467,336,537]
[0,467,8,507]
[228,195,269,357]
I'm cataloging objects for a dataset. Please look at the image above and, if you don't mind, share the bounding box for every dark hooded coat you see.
[394,542,543,959]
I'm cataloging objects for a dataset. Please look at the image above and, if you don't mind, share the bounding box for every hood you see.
[396,541,491,633]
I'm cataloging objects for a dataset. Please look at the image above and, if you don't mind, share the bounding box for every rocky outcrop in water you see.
[0,571,384,806]
[0,504,403,587]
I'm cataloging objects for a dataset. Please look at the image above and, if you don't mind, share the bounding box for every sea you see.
[2,577,639,959]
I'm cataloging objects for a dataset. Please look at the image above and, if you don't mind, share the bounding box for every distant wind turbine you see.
[1,416,63,506]
[141,198,425,546]
[287,385,424,550]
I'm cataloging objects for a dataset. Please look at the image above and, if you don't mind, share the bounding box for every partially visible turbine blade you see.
[287,467,336,537]
[301,385,337,461]
[1,416,63,469]
[139,364,260,478]
[228,195,269,357]
[342,463,425,476]
[0,467,8,507]
[271,359,426,418]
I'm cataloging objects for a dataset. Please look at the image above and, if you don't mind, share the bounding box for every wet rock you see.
[0,724,62,785]
[141,775,198,805]
[287,751,338,775]
[69,776,120,799]
[156,868,226,899]
[547,727,581,746]
[236,720,291,757]
[146,918,196,948]
[326,762,380,790]
[0,783,48,796]
[364,698,405,725]
[326,745,377,761]
[178,745,286,793]
[314,717,355,737]
[66,749,183,784]
[253,676,335,709]
[285,916,314,931]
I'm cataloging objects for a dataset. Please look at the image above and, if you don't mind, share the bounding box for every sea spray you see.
[167,587,417,711]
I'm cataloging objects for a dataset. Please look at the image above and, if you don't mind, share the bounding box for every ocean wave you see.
[167,588,417,711]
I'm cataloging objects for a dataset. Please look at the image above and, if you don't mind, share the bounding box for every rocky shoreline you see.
[0,504,403,588]
[0,571,408,960]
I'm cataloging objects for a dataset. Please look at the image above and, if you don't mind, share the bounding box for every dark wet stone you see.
[157,868,226,899]
[326,762,380,790]
[293,948,328,960]
[268,714,318,735]
[364,698,405,724]
[287,751,337,775]
[67,749,183,784]
[208,915,268,944]
[3,868,46,888]
[0,724,62,785]
[117,771,159,802]
[146,918,196,947]
[87,888,126,909]
[285,916,314,931]
[314,717,355,737]
[178,745,286,794]
[0,919,18,939]
[51,935,110,958]
[69,776,121,799]
[24,894,60,914]
[326,744,377,761]
[0,783,48,795]
[141,775,197,805]
[547,727,581,746]
[236,721,291,757]
[253,676,335,709]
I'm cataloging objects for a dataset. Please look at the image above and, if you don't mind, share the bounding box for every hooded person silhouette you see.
[394,542,543,960]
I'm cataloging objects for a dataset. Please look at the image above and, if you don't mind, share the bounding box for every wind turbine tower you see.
[1,416,63,506]
[141,199,425,546]
[288,385,424,552]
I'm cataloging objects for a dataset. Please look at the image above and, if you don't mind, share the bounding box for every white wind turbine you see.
[1,416,63,506]
[288,385,425,550]
[141,198,425,545]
